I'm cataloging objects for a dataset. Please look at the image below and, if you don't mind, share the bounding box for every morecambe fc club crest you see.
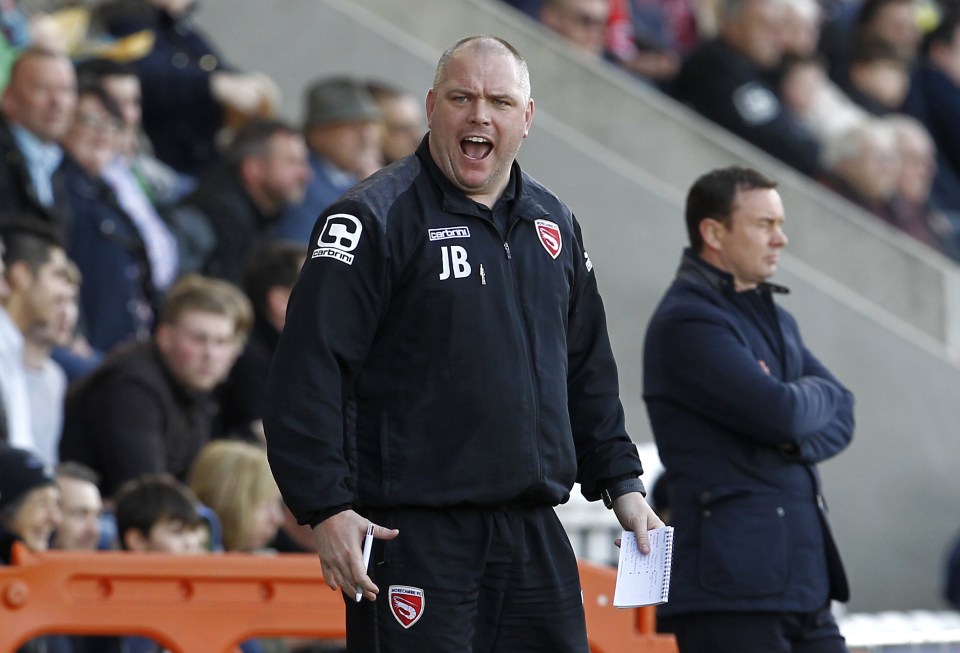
[388,585,424,629]
[535,219,562,259]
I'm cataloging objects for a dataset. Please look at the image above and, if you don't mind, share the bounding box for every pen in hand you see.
[356,523,375,602]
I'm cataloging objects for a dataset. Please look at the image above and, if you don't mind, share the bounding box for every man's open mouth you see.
[461,136,493,160]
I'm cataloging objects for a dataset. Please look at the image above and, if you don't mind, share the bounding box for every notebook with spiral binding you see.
[613,526,674,607]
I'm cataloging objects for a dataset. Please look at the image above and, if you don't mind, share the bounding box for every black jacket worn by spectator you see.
[674,39,822,177]
[175,163,277,286]
[264,136,643,527]
[60,342,216,497]
[0,116,68,225]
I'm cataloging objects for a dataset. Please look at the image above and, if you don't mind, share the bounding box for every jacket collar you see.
[415,134,547,223]
[676,248,789,295]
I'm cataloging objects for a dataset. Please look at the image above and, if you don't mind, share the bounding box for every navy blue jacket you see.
[644,251,853,615]
[263,137,642,527]
[102,4,228,177]
[673,39,821,177]
[60,157,156,353]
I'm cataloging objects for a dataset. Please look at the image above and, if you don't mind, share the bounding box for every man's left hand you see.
[612,493,665,555]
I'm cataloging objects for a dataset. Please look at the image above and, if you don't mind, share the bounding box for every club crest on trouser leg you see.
[388,585,425,629]
[535,219,562,259]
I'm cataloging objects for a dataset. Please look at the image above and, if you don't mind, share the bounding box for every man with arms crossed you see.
[644,166,854,652]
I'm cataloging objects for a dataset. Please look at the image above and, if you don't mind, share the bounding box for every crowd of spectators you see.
[2,0,960,645]
[0,3,425,630]
[509,0,960,261]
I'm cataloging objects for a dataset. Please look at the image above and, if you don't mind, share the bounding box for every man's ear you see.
[154,322,172,355]
[6,260,34,293]
[425,88,436,128]
[699,218,725,252]
[240,156,261,190]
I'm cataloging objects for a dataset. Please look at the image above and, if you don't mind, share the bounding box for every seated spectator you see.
[0,445,65,653]
[52,461,103,551]
[612,0,683,86]
[188,440,283,554]
[23,258,80,465]
[674,0,822,176]
[51,460,117,653]
[217,241,304,443]
[0,217,72,458]
[49,268,103,385]
[84,65,182,299]
[540,0,611,57]
[75,58,195,208]
[187,441,284,653]
[271,77,381,244]
[114,473,206,553]
[823,0,922,85]
[108,473,208,653]
[365,80,426,165]
[629,0,700,61]
[0,445,60,563]
[96,0,279,178]
[843,40,911,114]
[887,114,960,258]
[174,118,310,284]
[820,118,901,224]
[0,46,76,225]
[855,0,922,63]
[903,5,960,211]
[59,83,158,353]
[778,53,868,144]
[60,274,252,498]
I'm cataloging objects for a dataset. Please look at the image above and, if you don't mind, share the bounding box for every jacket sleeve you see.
[781,344,855,463]
[656,301,846,448]
[262,200,388,526]
[566,218,643,499]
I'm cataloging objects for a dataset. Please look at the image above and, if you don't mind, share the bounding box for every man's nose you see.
[469,101,491,124]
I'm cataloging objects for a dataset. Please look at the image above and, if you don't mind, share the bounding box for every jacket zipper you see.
[499,226,542,487]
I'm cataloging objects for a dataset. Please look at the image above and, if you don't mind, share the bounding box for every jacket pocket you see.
[698,487,789,597]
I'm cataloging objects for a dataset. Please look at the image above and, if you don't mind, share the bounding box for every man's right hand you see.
[312,510,399,601]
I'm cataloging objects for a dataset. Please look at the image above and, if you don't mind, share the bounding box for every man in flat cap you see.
[271,76,383,244]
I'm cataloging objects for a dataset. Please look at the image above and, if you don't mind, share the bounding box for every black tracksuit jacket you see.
[263,137,642,527]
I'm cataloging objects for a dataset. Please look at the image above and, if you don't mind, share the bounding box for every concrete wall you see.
[193,0,960,613]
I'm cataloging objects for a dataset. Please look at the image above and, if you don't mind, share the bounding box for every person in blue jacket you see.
[264,35,663,652]
[643,165,854,653]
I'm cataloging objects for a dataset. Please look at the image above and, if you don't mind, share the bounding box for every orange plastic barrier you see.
[0,544,677,653]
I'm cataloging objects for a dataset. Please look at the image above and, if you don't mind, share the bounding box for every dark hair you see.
[74,58,136,85]
[114,474,202,548]
[76,82,125,126]
[856,0,914,28]
[0,216,65,273]
[243,242,305,319]
[685,166,778,252]
[222,118,298,169]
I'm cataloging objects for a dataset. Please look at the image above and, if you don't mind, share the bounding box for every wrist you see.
[600,477,646,509]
